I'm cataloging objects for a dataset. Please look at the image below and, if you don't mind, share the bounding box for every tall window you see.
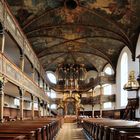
[121,52,128,107]
[47,90,56,98]
[103,84,112,95]
[103,102,112,109]
[51,104,57,109]
[46,72,57,84]
[14,98,20,106]
[34,102,38,110]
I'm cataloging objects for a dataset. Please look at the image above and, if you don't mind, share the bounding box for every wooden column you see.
[0,77,4,123]
[100,84,103,117]
[43,102,45,116]
[20,53,24,72]
[92,88,94,117]
[31,95,34,120]
[92,104,94,118]
[0,30,5,53]
[19,88,24,120]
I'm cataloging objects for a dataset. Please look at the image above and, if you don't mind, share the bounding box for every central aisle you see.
[56,123,87,140]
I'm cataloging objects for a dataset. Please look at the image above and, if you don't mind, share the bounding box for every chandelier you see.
[56,64,86,92]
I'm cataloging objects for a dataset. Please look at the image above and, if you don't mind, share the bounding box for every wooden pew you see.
[129,136,140,140]
[109,127,140,140]
[119,131,140,140]
[0,117,61,140]
[0,134,26,140]
[83,118,140,140]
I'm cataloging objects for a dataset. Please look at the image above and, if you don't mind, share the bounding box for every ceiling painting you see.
[6,0,140,73]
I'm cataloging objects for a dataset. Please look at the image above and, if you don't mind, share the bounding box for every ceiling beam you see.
[37,35,126,57]
[26,23,129,45]
[40,51,114,72]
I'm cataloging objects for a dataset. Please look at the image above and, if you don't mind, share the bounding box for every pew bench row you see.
[0,117,61,140]
[82,118,140,140]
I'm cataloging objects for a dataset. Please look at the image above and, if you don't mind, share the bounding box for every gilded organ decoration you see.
[62,92,81,116]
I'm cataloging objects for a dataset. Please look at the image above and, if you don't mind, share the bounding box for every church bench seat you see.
[129,136,140,140]
[119,131,140,140]
[83,118,140,140]
[109,127,140,140]
[0,134,26,140]
[0,118,60,140]
[0,129,36,140]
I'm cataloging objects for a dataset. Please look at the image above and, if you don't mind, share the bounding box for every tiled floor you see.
[56,123,87,140]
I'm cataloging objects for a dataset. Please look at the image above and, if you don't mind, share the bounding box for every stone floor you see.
[56,123,87,140]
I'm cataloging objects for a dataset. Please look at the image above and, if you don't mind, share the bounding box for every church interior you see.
[0,0,140,139]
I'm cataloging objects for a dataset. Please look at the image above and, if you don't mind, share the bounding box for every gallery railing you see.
[0,53,49,101]
[0,0,46,82]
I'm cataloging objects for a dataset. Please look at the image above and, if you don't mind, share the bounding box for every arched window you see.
[46,72,57,84]
[51,104,57,109]
[120,52,128,107]
[50,90,56,98]
[104,67,112,75]
[34,102,38,110]
[47,90,56,98]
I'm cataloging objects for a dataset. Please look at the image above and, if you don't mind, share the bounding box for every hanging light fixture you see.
[123,71,140,91]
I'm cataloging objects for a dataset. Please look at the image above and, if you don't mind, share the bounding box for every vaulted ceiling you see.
[6,0,140,73]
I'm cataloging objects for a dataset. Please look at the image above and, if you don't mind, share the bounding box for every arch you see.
[85,70,98,83]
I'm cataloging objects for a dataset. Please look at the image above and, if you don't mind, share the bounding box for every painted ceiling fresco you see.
[6,0,140,72]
